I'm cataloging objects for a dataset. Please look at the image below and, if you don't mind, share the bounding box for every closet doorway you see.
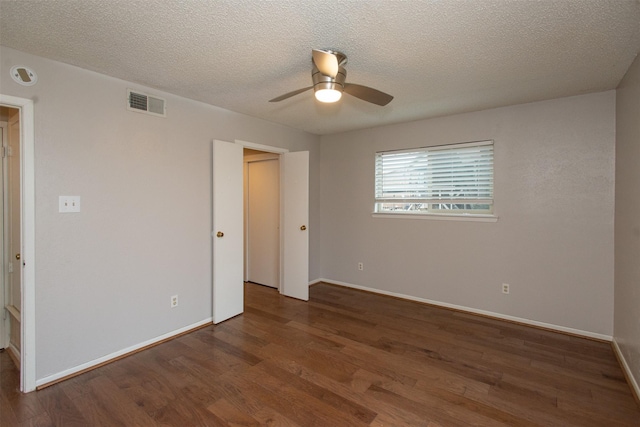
[244,149,279,288]
[212,139,308,323]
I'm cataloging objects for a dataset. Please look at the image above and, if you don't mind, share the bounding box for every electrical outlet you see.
[170,295,178,308]
[358,262,364,271]
[502,284,510,294]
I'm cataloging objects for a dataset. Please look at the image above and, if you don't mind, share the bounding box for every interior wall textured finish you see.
[320,91,615,335]
[615,53,640,385]
[0,47,320,380]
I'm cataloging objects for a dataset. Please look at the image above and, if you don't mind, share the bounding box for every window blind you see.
[375,141,493,211]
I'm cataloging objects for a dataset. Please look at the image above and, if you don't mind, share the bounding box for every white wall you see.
[615,53,640,391]
[320,91,615,336]
[0,47,320,380]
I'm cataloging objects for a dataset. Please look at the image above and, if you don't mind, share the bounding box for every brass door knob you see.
[15,253,20,260]
[216,231,224,238]
[300,225,307,231]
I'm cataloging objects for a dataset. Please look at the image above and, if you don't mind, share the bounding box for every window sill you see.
[371,212,498,222]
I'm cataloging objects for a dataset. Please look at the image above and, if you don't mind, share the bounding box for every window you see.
[374,140,494,216]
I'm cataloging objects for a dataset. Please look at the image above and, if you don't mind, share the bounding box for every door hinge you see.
[1,147,7,158]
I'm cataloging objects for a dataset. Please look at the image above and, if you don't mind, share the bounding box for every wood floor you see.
[1,283,639,426]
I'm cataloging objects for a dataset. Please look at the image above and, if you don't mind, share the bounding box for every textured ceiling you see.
[1,0,639,135]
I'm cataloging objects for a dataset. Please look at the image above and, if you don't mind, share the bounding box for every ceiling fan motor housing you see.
[312,65,346,93]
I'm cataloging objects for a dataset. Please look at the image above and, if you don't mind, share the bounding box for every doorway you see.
[243,149,280,289]
[211,140,309,324]
[0,106,21,368]
[0,94,35,393]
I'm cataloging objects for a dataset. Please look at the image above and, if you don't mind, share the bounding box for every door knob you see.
[216,231,224,238]
[300,225,306,231]
[15,253,20,260]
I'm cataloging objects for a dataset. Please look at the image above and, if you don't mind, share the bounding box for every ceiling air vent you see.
[127,89,166,117]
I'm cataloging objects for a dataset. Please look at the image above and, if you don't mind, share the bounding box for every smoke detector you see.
[10,66,37,86]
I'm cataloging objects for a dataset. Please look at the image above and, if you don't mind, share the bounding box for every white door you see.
[247,159,279,288]
[8,113,21,318]
[282,151,309,301]
[212,140,244,323]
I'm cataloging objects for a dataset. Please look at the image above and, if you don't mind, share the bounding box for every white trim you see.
[0,121,6,351]
[0,94,35,392]
[612,338,640,401]
[244,153,280,162]
[372,212,498,222]
[315,278,612,341]
[377,139,493,155]
[36,318,213,387]
[235,139,289,154]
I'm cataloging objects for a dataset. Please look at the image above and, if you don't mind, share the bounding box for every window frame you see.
[373,140,496,221]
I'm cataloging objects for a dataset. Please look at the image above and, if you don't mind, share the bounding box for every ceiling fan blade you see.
[344,83,394,106]
[312,49,339,78]
[269,86,313,102]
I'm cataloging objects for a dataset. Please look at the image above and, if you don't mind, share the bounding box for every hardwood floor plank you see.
[150,397,229,427]
[556,396,640,426]
[257,341,361,384]
[207,398,261,426]
[255,359,378,424]
[218,369,348,427]
[262,357,428,426]
[1,352,51,425]
[103,358,177,413]
[190,329,263,366]
[36,380,97,427]
[366,371,529,427]
[366,383,487,427]
[192,367,302,427]
[1,392,21,426]
[368,412,430,427]
[290,318,532,399]
[17,411,55,427]
[530,358,632,393]
[5,389,47,423]
[2,282,638,426]
[90,376,157,425]
[464,386,626,427]
[251,407,301,427]
[240,364,371,426]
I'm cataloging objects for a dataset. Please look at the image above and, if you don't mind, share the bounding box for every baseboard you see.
[612,338,640,405]
[36,318,213,389]
[316,278,612,342]
[7,343,20,369]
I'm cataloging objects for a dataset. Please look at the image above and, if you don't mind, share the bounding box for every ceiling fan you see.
[269,49,393,106]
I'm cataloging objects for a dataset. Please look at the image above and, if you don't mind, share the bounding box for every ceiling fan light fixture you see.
[315,88,342,103]
[313,80,344,103]
[269,49,393,106]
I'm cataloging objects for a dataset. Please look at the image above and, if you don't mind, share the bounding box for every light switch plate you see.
[59,196,81,213]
